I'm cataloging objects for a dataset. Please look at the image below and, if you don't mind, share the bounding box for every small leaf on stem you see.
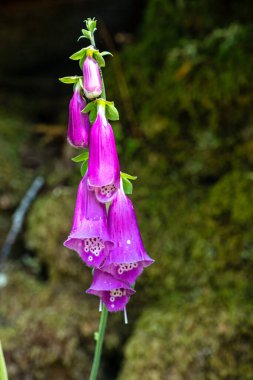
[58,76,81,84]
[120,172,137,180]
[106,104,119,121]
[81,160,88,176]
[72,151,89,162]
[122,177,133,194]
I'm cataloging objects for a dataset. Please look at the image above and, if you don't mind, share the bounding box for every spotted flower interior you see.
[95,184,118,203]
[103,262,143,284]
[79,237,107,267]
[102,288,130,312]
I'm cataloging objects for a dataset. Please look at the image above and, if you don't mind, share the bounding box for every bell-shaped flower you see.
[67,85,90,148]
[83,55,102,99]
[64,173,113,267]
[88,104,120,203]
[86,269,135,312]
[101,183,154,284]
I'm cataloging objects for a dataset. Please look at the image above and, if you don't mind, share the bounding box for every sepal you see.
[82,99,119,123]
[93,51,105,68]
[71,151,89,177]
[59,76,82,84]
[69,48,88,61]
[72,151,89,162]
[120,172,137,194]
[81,160,88,176]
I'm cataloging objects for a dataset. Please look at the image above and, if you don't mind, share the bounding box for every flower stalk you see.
[89,304,108,380]
[89,28,108,380]
[60,17,154,380]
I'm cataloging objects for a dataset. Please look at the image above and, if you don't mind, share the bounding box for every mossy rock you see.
[25,186,88,284]
[0,111,32,245]
[0,266,103,380]
[119,294,253,380]
[0,111,31,200]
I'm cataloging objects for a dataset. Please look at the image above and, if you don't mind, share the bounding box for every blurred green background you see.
[1,0,253,379]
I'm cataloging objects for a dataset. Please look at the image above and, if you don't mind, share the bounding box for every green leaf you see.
[82,29,91,38]
[58,76,81,84]
[89,106,98,124]
[122,177,133,194]
[82,101,96,114]
[101,51,113,57]
[69,48,87,60]
[82,100,98,123]
[72,151,89,163]
[78,77,84,90]
[79,54,87,70]
[93,51,105,68]
[106,104,119,121]
[0,341,8,380]
[120,171,137,180]
[81,160,88,176]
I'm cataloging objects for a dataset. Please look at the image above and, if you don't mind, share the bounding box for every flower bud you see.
[67,86,90,148]
[83,55,102,99]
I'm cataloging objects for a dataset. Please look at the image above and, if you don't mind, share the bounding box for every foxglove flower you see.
[86,269,135,312]
[83,55,102,99]
[88,104,120,203]
[102,183,154,284]
[64,173,113,267]
[67,86,90,148]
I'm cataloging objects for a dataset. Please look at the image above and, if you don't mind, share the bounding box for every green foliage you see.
[58,76,81,84]
[122,177,133,195]
[0,341,8,380]
[71,151,89,163]
[0,267,98,380]
[112,1,253,378]
[119,296,253,380]
[26,188,86,283]
[105,103,119,121]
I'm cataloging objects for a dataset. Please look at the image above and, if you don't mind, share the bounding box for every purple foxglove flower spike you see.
[88,104,120,203]
[64,173,113,267]
[67,85,90,148]
[83,55,102,99]
[101,182,154,284]
[86,269,135,312]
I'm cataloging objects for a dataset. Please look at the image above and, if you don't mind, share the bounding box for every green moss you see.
[0,266,101,380]
[25,186,89,284]
[119,295,253,380]
[0,111,31,198]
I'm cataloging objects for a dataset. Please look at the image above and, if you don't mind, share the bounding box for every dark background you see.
[0,0,253,379]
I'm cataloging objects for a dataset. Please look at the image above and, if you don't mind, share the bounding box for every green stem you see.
[89,304,108,380]
[90,33,96,48]
[88,26,108,380]
[0,341,8,380]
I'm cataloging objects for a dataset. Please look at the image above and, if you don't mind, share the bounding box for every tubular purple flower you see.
[86,269,135,312]
[88,104,120,203]
[67,85,90,148]
[64,173,113,267]
[83,55,102,99]
[101,183,154,284]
